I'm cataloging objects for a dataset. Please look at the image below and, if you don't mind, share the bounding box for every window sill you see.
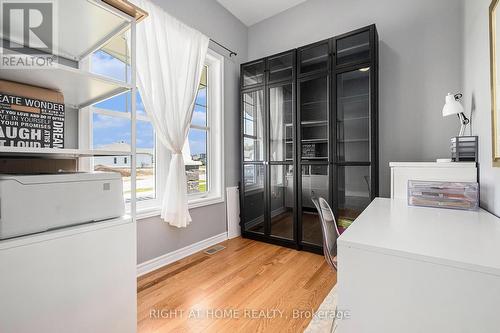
[135,195,225,221]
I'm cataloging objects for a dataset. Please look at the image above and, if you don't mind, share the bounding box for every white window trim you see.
[80,48,225,219]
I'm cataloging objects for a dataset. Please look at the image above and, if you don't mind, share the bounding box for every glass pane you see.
[337,69,371,162]
[336,31,370,66]
[300,76,328,160]
[186,129,208,194]
[243,164,265,234]
[91,50,127,82]
[137,121,155,149]
[270,164,294,240]
[136,93,146,116]
[337,166,371,233]
[300,43,329,74]
[243,90,265,161]
[94,91,147,116]
[135,153,156,200]
[269,53,293,82]
[136,121,156,200]
[199,65,208,88]
[270,84,293,161]
[92,113,131,148]
[242,61,265,86]
[301,164,329,246]
[196,87,207,107]
[193,67,208,127]
[93,116,156,202]
[192,104,207,127]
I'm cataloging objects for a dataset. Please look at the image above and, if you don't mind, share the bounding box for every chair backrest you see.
[311,196,340,270]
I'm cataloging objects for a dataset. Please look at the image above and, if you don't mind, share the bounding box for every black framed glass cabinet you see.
[240,25,378,253]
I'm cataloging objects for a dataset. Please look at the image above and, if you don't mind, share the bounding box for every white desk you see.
[337,198,500,333]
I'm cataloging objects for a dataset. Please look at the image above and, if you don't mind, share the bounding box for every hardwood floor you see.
[248,211,324,246]
[137,237,337,333]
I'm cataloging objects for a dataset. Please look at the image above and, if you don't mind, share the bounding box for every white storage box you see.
[0,172,125,239]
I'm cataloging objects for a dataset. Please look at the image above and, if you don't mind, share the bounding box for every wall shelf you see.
[301,139,328,143]
[338,138,370,143]
[0,0,134,62]
[301,120,328,126]
[337,42,369,55]
[337,116,369,122]
[301,157,328,160]
[339,93,369,103]
[0,64,131,109]
[0,147,131,158]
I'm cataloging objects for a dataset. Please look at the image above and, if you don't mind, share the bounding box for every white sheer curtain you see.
[132,0,209,227]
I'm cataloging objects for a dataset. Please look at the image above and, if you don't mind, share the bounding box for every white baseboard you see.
[136,232,228,277]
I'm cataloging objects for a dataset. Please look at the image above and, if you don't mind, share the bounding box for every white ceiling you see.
[216,0,309,26]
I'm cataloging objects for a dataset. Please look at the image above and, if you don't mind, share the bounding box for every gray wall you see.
[138,203,227,263]
[64,108,78,149]
[463,0,500,216]
[247,0,464,197]
[137,0,247,264]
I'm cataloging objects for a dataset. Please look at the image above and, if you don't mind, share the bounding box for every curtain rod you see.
[210,39,237,57]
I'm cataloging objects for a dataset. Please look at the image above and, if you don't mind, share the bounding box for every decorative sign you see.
[0,93,65,148]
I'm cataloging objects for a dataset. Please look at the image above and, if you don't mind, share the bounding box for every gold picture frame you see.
[490,0,500,166]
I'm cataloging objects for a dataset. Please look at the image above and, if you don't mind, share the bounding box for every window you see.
[91,92,156,203]
[186,66,208,195]
[185,50,224,207]
[84,50,156,205]
[81,47,224,213]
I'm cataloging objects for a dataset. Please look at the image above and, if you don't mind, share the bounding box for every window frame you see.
[79,48,225,217]
[186,49,225,208]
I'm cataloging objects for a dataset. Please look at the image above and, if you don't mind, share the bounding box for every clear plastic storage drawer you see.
[408,180,479,211]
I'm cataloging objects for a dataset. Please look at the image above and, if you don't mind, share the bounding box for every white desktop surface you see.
[337,198,500,333]
[338,197,500,276]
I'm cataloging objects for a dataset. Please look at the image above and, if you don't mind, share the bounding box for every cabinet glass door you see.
[268,52,293,82]
[243,164,266,234]
[299,42,329,75]
[336,31,370,66]
[243,89,265,162]
[270,83,293,162]
[242,60,265,87]
[270,164,294,240]
[337,69,370,162]
[299,75,329,161]
[301,164,329,246]
[337,166,371,233]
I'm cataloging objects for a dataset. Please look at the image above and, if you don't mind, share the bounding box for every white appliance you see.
[0,172,125,239]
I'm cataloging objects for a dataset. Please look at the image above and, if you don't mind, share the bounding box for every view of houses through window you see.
[91,93,156,202]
